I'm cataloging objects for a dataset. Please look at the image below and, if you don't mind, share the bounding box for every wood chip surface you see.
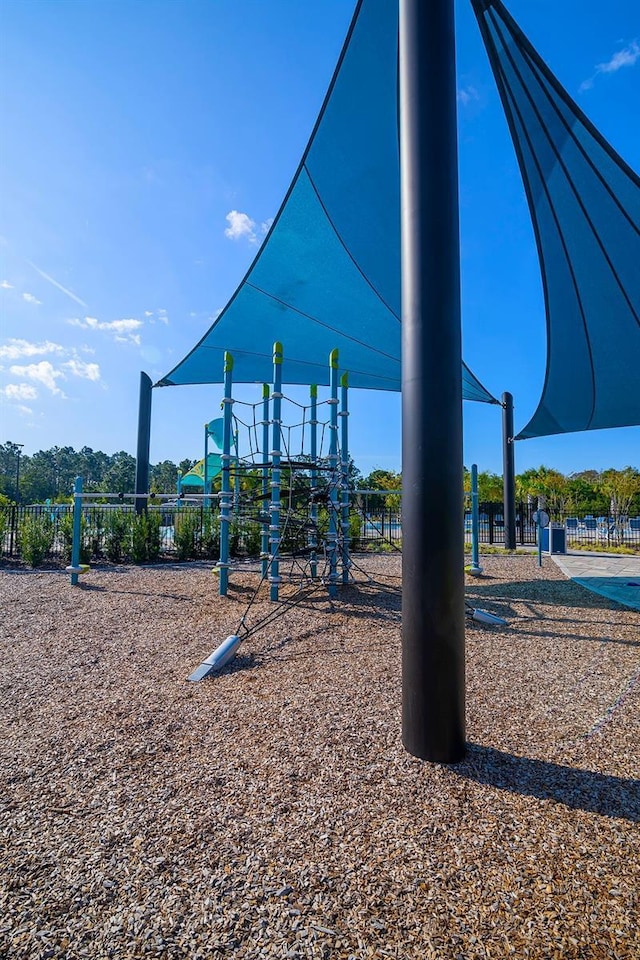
[1,555,638,959]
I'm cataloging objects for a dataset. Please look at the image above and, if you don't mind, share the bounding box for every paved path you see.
[552,552,640,611]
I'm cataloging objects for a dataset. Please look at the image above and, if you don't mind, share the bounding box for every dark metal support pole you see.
[400,0,465,763]
[502,391,516,550]
[135,372,153,515]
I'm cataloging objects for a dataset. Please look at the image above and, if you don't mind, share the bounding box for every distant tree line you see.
[0,443,638,517]
[0,442,195,504]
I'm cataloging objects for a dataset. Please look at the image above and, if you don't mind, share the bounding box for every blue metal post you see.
[469,464,483,576]
[400,0,465,762]
[261,384,270,578]
[340,372,350,585]
[328,349,339,598]
[70,476,83,586]
[233,430,240,512]
[203,423,209,510]
[218,352,234,596]
[269,343,283,602]
[309,384,318,580]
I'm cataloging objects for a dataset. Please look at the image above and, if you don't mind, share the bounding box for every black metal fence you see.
[1,497,639,565]
[351,493,540,547]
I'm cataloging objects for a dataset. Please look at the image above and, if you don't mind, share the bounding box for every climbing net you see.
[215,377,353,606]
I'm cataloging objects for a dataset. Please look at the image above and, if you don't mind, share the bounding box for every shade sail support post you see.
[502,391,516,550]
[135,372,153,515]
[399,0,466,763]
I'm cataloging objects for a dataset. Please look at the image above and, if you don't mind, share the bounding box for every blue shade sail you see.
[157,0,496,406]
[473,0,640,439]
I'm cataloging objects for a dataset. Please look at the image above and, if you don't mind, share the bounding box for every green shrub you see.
[145,511,162,562]
[348,510,362,549]
[57,510,91,564]
[104,510,131,563]
[130,513,148,563]
[85,510,105,559]
[201,510,220,559]
[241,519,262,557]
[19,514,54,567]
[0,508,8,555]
[130,512,163,563]
[174,508,200,561]
[229,517,241,557]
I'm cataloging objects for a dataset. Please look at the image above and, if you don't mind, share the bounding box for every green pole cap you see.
[329,348,339,369]
[262,383,270,399]
[310,384,318,399]
[340,372,349,388]
[273,341,284,364]
[223,351,234,373]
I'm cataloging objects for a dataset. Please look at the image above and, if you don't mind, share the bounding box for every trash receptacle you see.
[547,522,566,554]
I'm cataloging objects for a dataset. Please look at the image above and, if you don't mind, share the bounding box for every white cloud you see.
[67,315,143,344]
[26,260,88,307]
[580,39,640,91]
[64,358,101,381]
[0,339,66,360]
[457,85,480,106]
[22,292,42,305]
[225,210,258,243]
[143,308,169,328]
[224,209,274,245]
[597,40,640,73]
[3,383,38,401]
[9,360,66,397]
[0,280,12,289]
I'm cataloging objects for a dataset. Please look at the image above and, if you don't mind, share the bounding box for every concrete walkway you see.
[552,552,640,611]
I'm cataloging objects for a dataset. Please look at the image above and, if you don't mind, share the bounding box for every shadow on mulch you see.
[455,743,640,822]
[465,578,625,610]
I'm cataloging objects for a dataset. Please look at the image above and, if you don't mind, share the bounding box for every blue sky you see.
[1,0,638,479]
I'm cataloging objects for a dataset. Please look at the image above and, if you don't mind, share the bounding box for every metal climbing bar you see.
[340,372,350,585]
[269,342,283,602]
[261,384,270,578]
[309,384,318,580]
[327,349,339,598]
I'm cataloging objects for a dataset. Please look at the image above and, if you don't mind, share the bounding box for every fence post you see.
[469,464,482,575]
[69,476,83,586]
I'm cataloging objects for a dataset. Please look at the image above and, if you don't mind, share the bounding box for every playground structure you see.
[214,343,351,602]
